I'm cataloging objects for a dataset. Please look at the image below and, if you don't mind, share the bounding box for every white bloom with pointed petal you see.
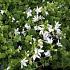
[39,30,44,35]
[43,31,53,44]
[18,45,22,50]
[12,17,15,22]
[54,22,61,34]
[38,39,43,48]
[26,8,32,18]
[25,23,31,30]
[32,15,44,22]
[0,10,4,15]
[43,31,50,40]
[56,29,61,34]
[45,11,48,16]
[21,58,28,69]
[43,31,51,40]
[39,15,45,20]
[34,25,42,31]
[15,28,20,35]
[45,37,53,44]
[44,50,51,57]
[6,66,10,70]
[54,21,61,30]
[32,15,39,22]
[57,40,62,47]
[21,28,26,36]
[34,25,44,31]
[35,6,42,14]
[32,48,44,60]
[42,0,45,2]
[47,24,54,32]
[33,38,36,42]
[16,20,19,23]
[34,25,44,35]
[34,25,39,30]
[32,53,40,61]
[39,25,44,35]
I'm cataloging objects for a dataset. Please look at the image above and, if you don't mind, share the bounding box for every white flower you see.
[54,21,61,30]
[34,25,39,31]
[21,28,26,36]
[39,30,44,35]
[26,51,29,57]
[35,6,42,14]
[33,38,36,42]
[34,25,44,35]
[47,24,54,32]
[32,48,44,60]
[0,10,4,15]
[42,0,45,2]
[18,45,22,50]
[44,50,51,57]
[30,42,32,44]
[43,31,50,40]
[43,31,53,44]
[32,53,40,61]
[17,45,22,52]
[45,37,53,44]
[57,40,62,47]
[32,15,44,22]
[45,11,48,16]
[6,66,10,70]
[54,22,61,34]
[56,29,61,34]
[34,25,44,31]
[38,39,43,48]
[39,25,44,35]
[39,15,45,20]
[25,23,31,30]
[32,15,39,22]
[26,8,32,18]
[12,17,15,22]
[21,58,28,69]
[34,25,42,31]
[16,20,19,23]
[15,28,20,35]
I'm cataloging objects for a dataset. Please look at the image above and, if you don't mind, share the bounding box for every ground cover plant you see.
[0,0,70,70]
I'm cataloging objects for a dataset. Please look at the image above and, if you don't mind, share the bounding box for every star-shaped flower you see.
[54,21,61,30]
[44,50,51,57]
[47,24,54,32]
[32,48,44,60]
[21,28,26,36]
[38,39,43,48]
[54,22,61,34]
[32,15,39,22]
[56,40,62,47]
[45,11,48,16]
[6,66,10,70]
[35,6,42,14]
[14,28,20,35]
[25,23,31,30]
[0,10,4,15]
[26,8,32,18]
[12,17,15,22]
[32,15,44,22]
[21,58,28,69]
[43,31,53,44]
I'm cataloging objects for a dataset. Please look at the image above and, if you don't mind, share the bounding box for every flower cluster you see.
[0,2,63,70]
[13,6,62,69]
